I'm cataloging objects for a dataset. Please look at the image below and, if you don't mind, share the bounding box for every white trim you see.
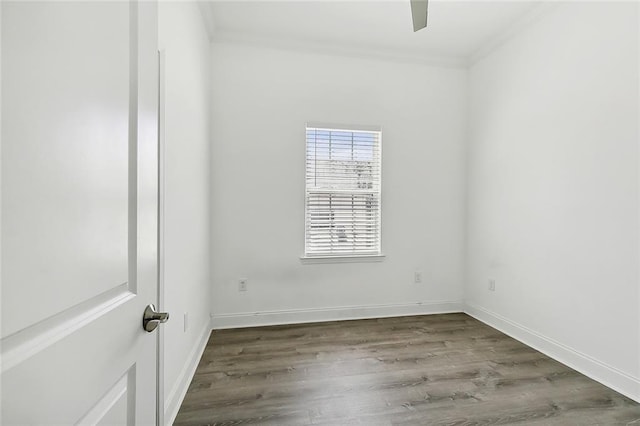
[0,284,134,373]
[464,302,640,404]
[300,254,385,264]
[76,368,132,426]
[467,2,559,67]
[212,30,467,69]
[306,122,382,133]
[0,1,3,408]
[210,301,463,330]
[637,2,640,403]
[156,48,167,426]
[164,322,211,426]
[208,4,562,70]
[196,1,216,42]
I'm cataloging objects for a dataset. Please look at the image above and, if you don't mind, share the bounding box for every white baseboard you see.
[211,300,464,329]
[464,302,640,403]
[164,322,211,426]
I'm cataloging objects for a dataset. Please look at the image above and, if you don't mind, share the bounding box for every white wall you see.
[158,2,211,422]
[210,43,467,326]
[466,2,639,400]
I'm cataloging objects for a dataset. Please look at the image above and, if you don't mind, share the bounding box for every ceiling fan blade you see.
[410,0,428,32]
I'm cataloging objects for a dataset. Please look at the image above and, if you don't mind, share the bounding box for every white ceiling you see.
[209,1,541,64]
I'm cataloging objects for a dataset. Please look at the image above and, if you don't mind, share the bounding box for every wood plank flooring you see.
[174,313,640,425]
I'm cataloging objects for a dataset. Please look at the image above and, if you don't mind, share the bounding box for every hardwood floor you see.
[174,313,640,425]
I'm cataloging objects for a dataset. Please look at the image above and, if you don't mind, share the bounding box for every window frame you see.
[301,122,384,263]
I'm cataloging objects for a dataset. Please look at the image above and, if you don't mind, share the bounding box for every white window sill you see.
[300,254,386,264]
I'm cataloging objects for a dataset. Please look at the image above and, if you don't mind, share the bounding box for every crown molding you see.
[203,1,562,70]
[212,29,468,69]
[467,2,560,67]
[196,1,216,41]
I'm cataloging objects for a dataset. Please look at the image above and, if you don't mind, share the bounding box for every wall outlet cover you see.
[238,279,248,292]
[489,279,496,291]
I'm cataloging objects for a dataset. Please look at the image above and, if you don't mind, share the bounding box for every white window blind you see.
[305,125,382,257]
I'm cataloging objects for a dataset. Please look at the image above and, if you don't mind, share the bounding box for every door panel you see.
[1,1,159,424]
[2,1,131,337]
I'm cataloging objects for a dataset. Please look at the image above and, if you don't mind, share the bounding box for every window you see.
[304,124,382,258]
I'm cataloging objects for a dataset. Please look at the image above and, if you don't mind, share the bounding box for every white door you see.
[1,1,161,424]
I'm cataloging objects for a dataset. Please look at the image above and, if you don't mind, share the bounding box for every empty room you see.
[1,0,639,425]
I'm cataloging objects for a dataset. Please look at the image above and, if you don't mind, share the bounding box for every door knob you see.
[143,304,170,332]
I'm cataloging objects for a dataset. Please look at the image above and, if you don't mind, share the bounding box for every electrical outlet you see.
[183,312,188,332]
[238,278,248,292]
[414,271,422,284]
[489,279,496,292]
